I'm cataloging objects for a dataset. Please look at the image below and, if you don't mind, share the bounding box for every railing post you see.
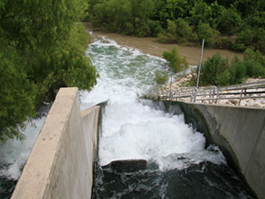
[193,87,198,103]
[196,39,205,88]
[215,88,219,104]
[239,88,244,105]
[209,88,212,103]
[169,90,173,101]
[212,86,217,103]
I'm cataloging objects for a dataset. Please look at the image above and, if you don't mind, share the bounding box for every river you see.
[0,31,253,198]
[86,25,243,66]
[80,34,254,198]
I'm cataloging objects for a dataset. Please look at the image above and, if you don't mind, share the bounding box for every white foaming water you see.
[80,35,226,170]
[0,116,46,180]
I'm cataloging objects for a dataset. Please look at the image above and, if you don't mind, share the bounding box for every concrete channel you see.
[11,88,265,199]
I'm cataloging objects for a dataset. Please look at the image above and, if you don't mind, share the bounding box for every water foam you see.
[80,35,226,169]
[0,116,46,180]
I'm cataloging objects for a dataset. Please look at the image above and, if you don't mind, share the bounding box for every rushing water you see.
[0,34,253,198]
[80,36,254,198]
[0,113,47,199]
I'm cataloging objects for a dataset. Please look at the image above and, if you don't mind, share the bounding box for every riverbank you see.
[84,23,265,108]
[84,23,243,66]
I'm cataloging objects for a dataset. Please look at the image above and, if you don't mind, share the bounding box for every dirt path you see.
[84,23,243,65]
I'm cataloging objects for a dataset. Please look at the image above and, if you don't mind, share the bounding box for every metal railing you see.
[141,80,265,106]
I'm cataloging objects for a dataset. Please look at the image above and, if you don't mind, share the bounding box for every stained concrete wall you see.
[11,87,100,199]
[189,103,265,199]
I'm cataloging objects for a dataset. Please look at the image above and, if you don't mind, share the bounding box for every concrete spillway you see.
[11,88,265,199]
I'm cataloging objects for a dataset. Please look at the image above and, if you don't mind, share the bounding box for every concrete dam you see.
[10,87,265,199]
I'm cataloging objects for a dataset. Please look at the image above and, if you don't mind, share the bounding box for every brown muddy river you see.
[85,25,243,65]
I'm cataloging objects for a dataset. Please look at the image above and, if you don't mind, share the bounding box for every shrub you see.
[219,36,233,49]
[148,20,163,37]
[216,69,231,86]
[216,7,241,35]
[162,47,188,73]
[244,61,265,77]
[233,28,265,53]
[200,53,229,85]
[230,61,246,84]
[158,19,197,43]
[154,70,169,85]
[158,20,178,43]
[200,52,265,87]
[243,48,265,66]
[175,18,198,42]
[197,23,220,47]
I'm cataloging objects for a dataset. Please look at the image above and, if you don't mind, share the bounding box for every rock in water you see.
[102,159,147,172]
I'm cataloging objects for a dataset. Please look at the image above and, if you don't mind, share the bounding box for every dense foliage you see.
[87,0,265,53]
[163,47,188,72]
[200,49,265,86]
[155,47,187,85]
[0,0,97,142]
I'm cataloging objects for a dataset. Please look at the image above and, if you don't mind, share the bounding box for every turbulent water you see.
[80,37,220,168]
[0,114,47,199]
[0,34,253,198]
[80,36,254,198]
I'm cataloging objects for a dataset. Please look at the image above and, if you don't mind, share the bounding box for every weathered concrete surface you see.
[190,103,265,199]
[11,87,100,199]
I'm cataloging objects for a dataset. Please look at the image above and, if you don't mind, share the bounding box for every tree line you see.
[87,0,265,87]
[199,49,265,86]
[0,0,97,142]
[87,0,265,53]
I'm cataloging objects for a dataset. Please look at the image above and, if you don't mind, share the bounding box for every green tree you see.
[244,61,265,78]
[175,18,198,42]
[165,0,190,19]
[91,0,154,37]
[158,19,178,43]
[158,18,197,43]
[0,47,36,142]
[230,61,246,84]
[0,0,97,141]
[189,1,212,27]
[197,23,220,47]
[163,47,188,73]
[243,48,265,66]
[154,70,169,85]
[87,0,265,53]
[216,6,241,35]
[233,28,265,53]
[200,53,229,85]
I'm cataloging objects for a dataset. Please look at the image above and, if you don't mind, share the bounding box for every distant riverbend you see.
[84,24,243,65]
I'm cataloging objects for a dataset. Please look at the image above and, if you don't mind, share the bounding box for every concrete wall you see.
[190,103,265,199]
[11,87,100,199]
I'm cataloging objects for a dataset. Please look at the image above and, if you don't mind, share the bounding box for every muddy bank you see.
[84,24,243,65]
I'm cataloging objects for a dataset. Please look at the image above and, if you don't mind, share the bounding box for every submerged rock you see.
[102,159,147,173]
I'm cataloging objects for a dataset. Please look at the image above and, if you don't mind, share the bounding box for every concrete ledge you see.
[11,88,100,199]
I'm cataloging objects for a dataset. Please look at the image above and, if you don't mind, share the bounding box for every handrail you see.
[140,80,265,106]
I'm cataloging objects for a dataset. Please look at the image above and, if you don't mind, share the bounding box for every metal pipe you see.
[196,39,205,88]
